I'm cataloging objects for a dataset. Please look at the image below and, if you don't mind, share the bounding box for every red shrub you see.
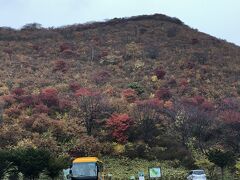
[194,95,205,104]
[59,43,72,52]
[156,88,172,100]
[20,95,39,108]
[33,104,50,114]
[11,88,25,96]
[122,89,137,103]
[58,99,72,112]
[136,98,163,108]
[106,113,133,143]
[41,88,58,97]
[154,67,166,79]
[221,110,240,123]
[40,88,59,107]
[53,60,67,72]
[221,98,240,111]
[69,82,81,92]
[75,88,93,97]
[181,97,198,106]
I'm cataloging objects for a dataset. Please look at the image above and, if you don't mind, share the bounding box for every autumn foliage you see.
[106,114,133,143]
[122,89,137,103]
[40,87,59,107]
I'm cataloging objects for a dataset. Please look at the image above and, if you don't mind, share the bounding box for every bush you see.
[69,82,81,92]
[127,82,144,95]
[122,89,137,103]
[125,142,150,159]
[106,113,133,143]
[33,104,49,114]
[58,99,72,112]
[75,88,92,96]
[20,95,39,108]
[154,67,166,79]
[53,60,67,73]
[11,88,25,96]
[39,87,59,107]
[156,88,172,100]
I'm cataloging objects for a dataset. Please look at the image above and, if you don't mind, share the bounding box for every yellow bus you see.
[68,157,104,180]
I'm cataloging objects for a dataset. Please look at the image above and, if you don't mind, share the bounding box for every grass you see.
[102,156,187,179]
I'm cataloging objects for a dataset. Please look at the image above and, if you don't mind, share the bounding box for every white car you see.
[187,170,207,180]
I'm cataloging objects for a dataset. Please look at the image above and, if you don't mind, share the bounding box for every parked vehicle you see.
[67,157,104,180]
[187,170,207,180]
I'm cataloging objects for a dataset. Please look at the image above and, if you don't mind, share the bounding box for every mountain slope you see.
[0,14,240,179]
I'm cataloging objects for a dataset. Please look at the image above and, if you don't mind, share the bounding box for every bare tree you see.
[171,102,215,153]
[76,92,111,136]
[132,99,163,143]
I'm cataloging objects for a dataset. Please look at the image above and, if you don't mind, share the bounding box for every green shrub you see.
[127,82,144,95]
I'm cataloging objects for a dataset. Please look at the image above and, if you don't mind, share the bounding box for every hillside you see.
[0,14,240,179]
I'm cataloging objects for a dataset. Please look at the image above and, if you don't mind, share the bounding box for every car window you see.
[193,170,204,175]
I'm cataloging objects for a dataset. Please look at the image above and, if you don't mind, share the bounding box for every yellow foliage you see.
[15,138,37,149]
[151,75,158,82]
[125,42,142,58]
[113,143,125,155]
[32,88,40,95]
[134,60,145,69]
[0,85,9,95]
[149,93,155,98]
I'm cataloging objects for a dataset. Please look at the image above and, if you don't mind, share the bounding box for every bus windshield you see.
[71,162,97,177]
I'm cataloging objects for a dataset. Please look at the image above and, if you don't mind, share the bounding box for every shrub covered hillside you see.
[0,14,240,178]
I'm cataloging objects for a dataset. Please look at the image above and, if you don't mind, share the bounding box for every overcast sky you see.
[0,0,239,46]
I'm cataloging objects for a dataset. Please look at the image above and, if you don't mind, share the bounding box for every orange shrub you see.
[122,89,137,103]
